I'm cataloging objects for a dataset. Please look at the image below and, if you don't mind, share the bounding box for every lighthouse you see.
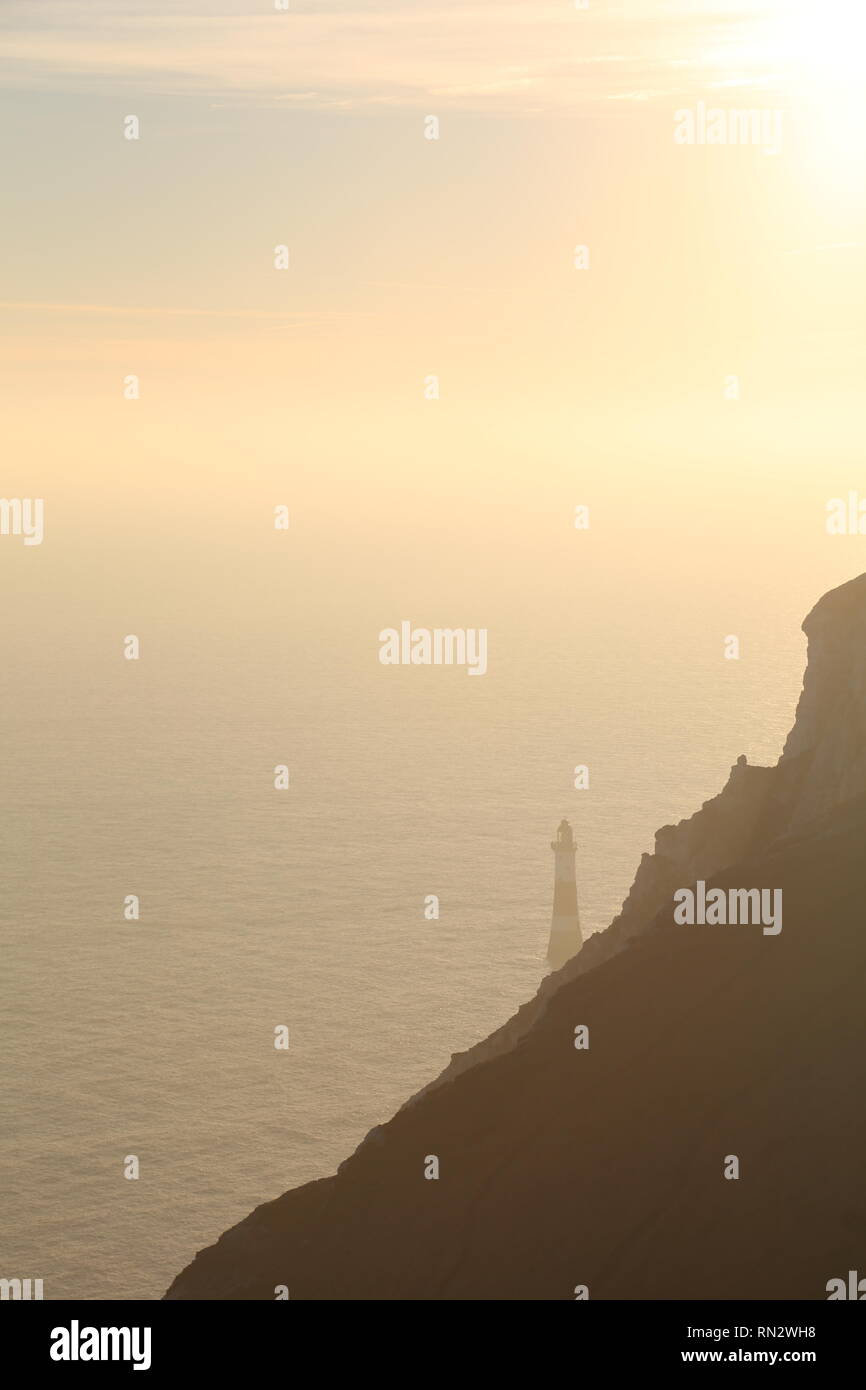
[547,819,582,967]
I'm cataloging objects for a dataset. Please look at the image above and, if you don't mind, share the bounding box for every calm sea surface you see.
[0,567,818,1298]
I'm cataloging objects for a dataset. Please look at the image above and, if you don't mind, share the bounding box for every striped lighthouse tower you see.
[547,819,582,967]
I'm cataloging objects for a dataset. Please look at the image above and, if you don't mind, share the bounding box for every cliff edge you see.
[165,574,866,1300]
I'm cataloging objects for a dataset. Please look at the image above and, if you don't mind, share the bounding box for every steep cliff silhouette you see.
[166,574,866,1300]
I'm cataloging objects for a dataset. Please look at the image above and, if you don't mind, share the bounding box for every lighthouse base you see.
[547,915,583,970]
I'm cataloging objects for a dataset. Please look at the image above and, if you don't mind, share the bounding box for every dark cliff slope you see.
[166,575,866,1300]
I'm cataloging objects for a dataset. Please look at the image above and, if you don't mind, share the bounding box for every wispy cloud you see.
[0,0,792,114]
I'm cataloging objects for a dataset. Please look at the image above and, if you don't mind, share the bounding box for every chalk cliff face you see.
[165,574,866,1301]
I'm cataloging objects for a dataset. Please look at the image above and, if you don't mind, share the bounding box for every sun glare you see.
[752,0,866,178]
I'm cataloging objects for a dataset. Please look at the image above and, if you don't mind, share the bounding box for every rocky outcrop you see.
[165,573,866,1300]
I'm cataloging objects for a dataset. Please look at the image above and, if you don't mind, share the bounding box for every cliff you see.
[165,573,866,1300]
[403,572,866,1104]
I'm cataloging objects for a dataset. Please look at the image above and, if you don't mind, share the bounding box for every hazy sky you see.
[1,0,863,573]
[2,2,862,341]
[1,1,862,109]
